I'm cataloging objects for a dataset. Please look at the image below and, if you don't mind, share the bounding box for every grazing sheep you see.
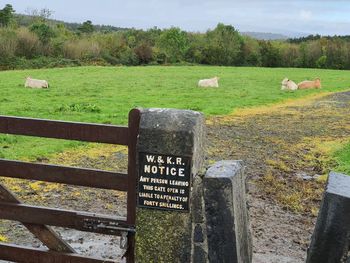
[298,78,321,90]
[25,77,49,89]
[281,78,298,91]
[198,77,219,88]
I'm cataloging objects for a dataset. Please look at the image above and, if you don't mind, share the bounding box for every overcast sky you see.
[3,0,350,36]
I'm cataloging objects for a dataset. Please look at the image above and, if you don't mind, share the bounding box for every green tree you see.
[30,22,56,44]
[203,23,243,65]
[277,42,300,67]
[0,4,15,27]
[185,33,206,64]
[325,39,347,69]
[259,41,281,67]
[157,27,189,63]
[242,36,261,66]
[78,20,94,34]
[146,27,162,45]
[304,41,323,68]
[316,55,327,68]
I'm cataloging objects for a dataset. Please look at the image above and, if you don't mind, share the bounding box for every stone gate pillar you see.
[134,108,206,263]
[306,172,350,263]
[204,160,252,263]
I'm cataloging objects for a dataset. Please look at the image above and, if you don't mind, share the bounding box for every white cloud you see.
[300,10,313,21]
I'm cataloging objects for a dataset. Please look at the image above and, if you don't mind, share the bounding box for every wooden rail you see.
[0,202,133,236]
[0,115,129,144]
[0,243,115,263]
[0,183,75,253]
[0,109,141,263]
[0,159,128,191]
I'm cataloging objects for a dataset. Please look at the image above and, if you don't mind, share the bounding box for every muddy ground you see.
[1,91,350,262]
[208,91,350,262]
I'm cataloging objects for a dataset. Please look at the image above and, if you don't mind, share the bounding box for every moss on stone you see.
[135,208,191,263]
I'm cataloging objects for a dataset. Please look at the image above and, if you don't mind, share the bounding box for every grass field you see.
[1,65,350,160]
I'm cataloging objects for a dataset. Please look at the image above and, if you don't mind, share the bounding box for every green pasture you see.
[0,65,350,160]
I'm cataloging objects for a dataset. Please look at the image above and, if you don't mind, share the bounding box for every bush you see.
[134,42,153,64]
[0,28,17,59]
[93,33,124,58]
[15,27,41,58]
[50,58,81,67]
[153,47,167,64]
[63,39,101,60]
[101,52,119,65]
[0,56,82,70]
[316,55,327,68]
[29,22,56,44]
[118,48,139,65]
[26,56,53,68]
[0,56,21,70]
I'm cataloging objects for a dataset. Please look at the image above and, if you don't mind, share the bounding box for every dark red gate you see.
[0,109,140,263]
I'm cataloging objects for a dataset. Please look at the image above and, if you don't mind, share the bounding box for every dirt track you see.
[1,90,350,262]
[208,90,350,262]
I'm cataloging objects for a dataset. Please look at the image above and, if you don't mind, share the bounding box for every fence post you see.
[134,108,206,262]
[306,171,350,263]
[204,160,252,263]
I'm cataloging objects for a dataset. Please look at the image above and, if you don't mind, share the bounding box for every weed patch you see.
[56,103,101,113]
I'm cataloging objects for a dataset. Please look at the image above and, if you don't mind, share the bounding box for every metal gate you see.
[0,109,140,263]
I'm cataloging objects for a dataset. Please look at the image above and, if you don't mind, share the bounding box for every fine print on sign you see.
[138,153,191,212]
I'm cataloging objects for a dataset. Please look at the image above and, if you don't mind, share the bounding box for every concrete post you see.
[306,172,350,263]
[204,161,252,263]
[134,108,206,263]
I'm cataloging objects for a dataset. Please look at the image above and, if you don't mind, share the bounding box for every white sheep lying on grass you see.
[198,76,220,88]
[281,78,298,91]
[25,77,49,89]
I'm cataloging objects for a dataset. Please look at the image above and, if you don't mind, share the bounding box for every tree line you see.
[1,4,350,70]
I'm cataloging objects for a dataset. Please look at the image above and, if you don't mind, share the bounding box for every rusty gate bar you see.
[125,109,141,263]
[0,202,133,236]
[0,243,116,263]
[0,159,128,191]
[0,115,129,144]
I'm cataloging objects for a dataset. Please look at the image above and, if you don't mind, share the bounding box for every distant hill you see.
[241,31,290,40]
[14,14,128,32]
[288,34,350,43]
